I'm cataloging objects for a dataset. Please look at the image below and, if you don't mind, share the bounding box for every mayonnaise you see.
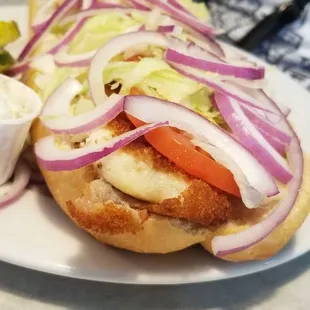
[0,74,42,185]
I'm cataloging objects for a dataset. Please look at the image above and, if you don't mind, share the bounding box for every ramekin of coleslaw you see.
[0,74,42,185]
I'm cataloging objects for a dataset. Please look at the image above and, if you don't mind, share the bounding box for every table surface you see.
[1,1,310,309]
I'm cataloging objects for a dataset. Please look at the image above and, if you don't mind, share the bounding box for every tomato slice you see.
[128,88,240,197]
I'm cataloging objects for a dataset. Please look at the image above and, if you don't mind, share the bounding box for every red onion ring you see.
[168,0,192,14]
[41,78,124,134]
[60,8,144,26]
[165,48,265,80]
[19,0,79,62]
[214,92,292,184]
[48,17,89,55]
[213,135,303,256]
[144,0,215,37]
[85,0,128,9]
[186,32,225,59]
[35,121,168,171]
[124,95,279,207]
[228,85,289,124]
[158,25,176,33]
[0,161,31,208]
[212,91,303,256]
[170,63,277,114]
[126,0,151,10]
[88,31,168,105]
[259,131,287,154]
[32,0,55,33]
[54,50,96,68]
[54,24,145,68]
[242,107,291,144]
[5,61,30,77]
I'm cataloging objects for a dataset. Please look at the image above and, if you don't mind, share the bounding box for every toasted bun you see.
[27,0,310,260]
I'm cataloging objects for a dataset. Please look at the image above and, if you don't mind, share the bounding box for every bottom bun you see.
[202,158,310,261]
[31,118,310,259]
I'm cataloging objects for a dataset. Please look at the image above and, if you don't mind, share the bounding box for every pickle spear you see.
[0,21,21,73]
[0,21,21,47]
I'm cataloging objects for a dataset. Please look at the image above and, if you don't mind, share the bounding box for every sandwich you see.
[17,0,310,261]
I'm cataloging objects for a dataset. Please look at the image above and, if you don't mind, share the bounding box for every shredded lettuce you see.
[181,87,224,124]
[69,13,140,54]
[104,57,221,123]
[35,5,219,124]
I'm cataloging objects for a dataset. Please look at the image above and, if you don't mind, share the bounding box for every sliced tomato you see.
[128,88,240,197]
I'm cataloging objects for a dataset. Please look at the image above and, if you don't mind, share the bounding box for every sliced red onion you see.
[171,63,277,114]
[81,0,93,10]
[89,0,128,9]
[158,25,175,33]
[19,0,79,62]
[0,161,31,208]
[217,76,267,89]
[212,84,304,256]
[242,107,291,144]
[42,78,83,116]
[54,50,96,67]
[168,0,193,16]
[229,85,287,122]
[35,122,168,171]
[193,140,268,209]
[165,49,265,80]
[41,78,124,134]
[212,133,303,256]
[259,131,287,154]
[48,17,88,55]
[144,0,215,37]
[214,92,292,184]
[280,105,291,118]
[242,107,290,154]
[89,31,168,105]
[5,61,30,77]
[60,8,143,26]
[32,0,55,33]
[186,32,225,59]
[124,95,279,207]
[54,24,145,68]
[126,0,151,10]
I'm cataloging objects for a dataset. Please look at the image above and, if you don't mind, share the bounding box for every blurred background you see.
[202,0,310,91]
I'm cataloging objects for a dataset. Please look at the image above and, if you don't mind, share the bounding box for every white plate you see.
[1,4,310,285]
